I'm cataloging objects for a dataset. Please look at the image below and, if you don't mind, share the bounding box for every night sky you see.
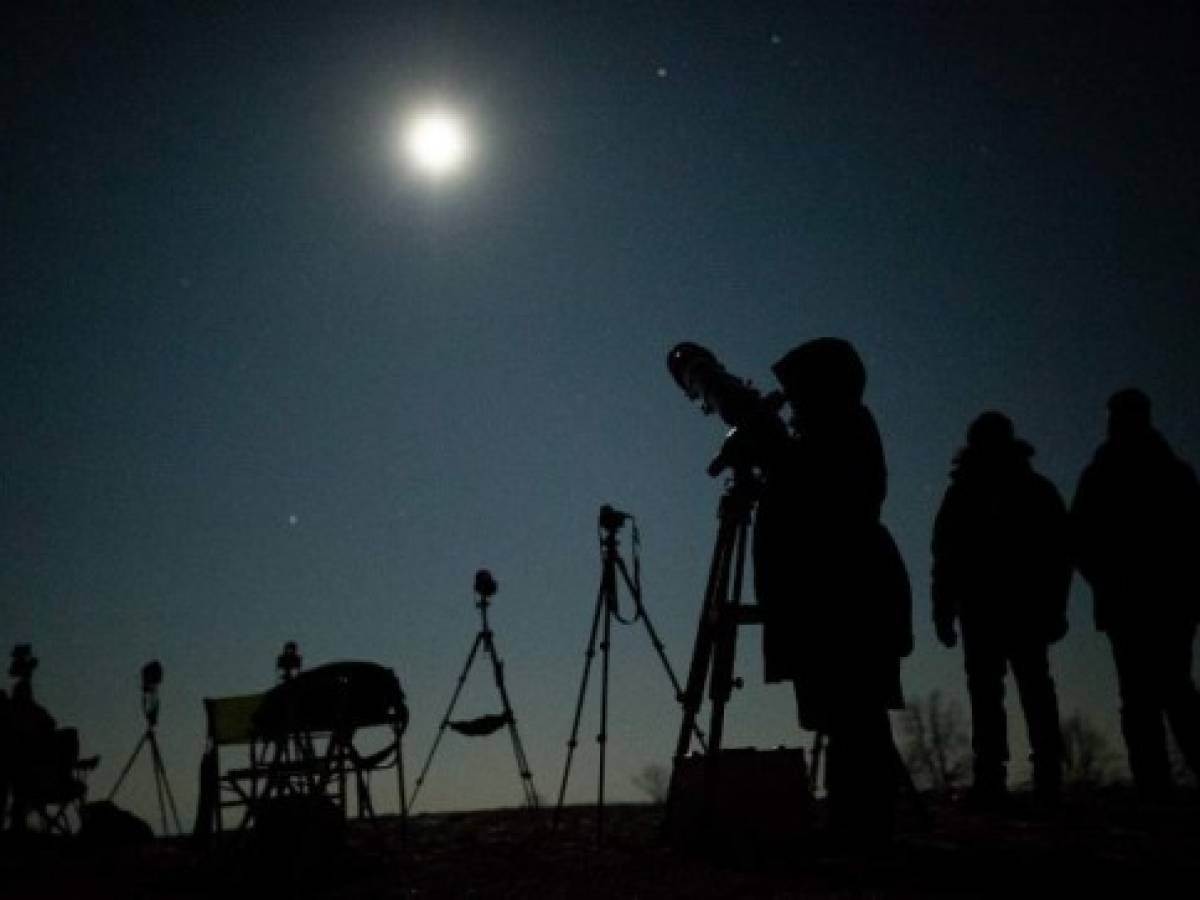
[5,2,1199,825]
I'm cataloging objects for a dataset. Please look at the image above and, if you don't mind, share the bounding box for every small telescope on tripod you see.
[108,659,182,835]
[409,569,539,811]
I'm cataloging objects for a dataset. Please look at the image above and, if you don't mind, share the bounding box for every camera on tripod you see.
[9,643,38,679]
[111,659,182,833]
[141,660,163,693]
[474,569,498,601]
[141,660,164,726]
[597,504,631,533]
[667,342,788,477]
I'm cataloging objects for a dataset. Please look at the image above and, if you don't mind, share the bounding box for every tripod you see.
[554,505,699,841]
[410,571,539,810]
[665,469,928,832]
[670,471,761,770]
[108,682,182,835]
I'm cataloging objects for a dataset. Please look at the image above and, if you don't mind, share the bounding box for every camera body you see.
[141,660,164,693]
[598,504,631,533]
[474,569,498,599]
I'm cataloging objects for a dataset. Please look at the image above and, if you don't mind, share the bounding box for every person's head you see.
[967,411,1015,450]
[1107,388,1152,440]
[9,644,37,680]
[955,410,1033,469]
[772,337,866,425]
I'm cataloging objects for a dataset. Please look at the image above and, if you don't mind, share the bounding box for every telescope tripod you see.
[665,471,927,831]
[670,472,762,771]
[554,506,699,842]
[410,583,539,811]
[108,695,182,836]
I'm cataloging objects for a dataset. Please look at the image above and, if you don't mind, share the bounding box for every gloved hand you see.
[936,620,958,648]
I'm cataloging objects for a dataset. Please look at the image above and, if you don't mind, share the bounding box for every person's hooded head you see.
[1107,388,1153,441]
[953,410,1034,473]
[772,337,866,426]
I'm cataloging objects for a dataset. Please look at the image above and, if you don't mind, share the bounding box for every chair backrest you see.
[204,693,267,747]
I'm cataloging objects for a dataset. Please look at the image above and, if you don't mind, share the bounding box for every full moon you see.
[402,108,472,179]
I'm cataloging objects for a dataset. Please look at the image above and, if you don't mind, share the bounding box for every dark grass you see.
[3,788,1199,898]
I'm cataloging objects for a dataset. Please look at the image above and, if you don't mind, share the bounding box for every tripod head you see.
[474,568,498,609]
[597,504,631,534]
[596,504,643,624]
[141,660,163,727]
[277,640,303,681]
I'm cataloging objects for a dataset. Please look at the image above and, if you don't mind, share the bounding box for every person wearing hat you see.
[754,337,913,845]
[1070,389,1200,796]
[932,412,1070,807]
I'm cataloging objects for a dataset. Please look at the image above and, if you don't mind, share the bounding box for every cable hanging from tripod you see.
[599,516,642,625]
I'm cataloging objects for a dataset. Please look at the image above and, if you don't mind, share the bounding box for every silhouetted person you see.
[4,646,87,832]
[1071,388,1200,796]
[7,646,49,832]
[754,337,913,846]
[932,412,1069,806]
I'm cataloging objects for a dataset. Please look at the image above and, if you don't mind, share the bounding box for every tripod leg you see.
[671,511,739,765]
[663,492,754,842]
[409,633,484,810]
[149,736,168,834]
[149,731,184,835]
[706,517,751,754]
[107,731,150,801]
[554,585,607,825]
[395,722,408,841]
[481,631,540,809]
[596,578,614,842]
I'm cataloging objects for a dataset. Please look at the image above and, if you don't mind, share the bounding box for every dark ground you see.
[3,788,1198,898]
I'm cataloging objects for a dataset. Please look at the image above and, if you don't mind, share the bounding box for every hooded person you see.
[1070,389,1200,796]
[753,337,912,844]
[932,411,1069,805]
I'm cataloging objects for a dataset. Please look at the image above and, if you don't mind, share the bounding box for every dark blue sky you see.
[4,2,1198,821]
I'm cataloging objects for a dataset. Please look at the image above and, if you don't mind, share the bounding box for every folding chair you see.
[197,663,408,836]
[11,727,99,834]
[251,662,408,824]
[198,692,267,833]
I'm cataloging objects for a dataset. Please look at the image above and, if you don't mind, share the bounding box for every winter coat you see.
[753,405,911,732]
[931,445,1071,645]
[1070,430,1200,631]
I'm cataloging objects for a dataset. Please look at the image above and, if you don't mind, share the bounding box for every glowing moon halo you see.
[402,108,471,179]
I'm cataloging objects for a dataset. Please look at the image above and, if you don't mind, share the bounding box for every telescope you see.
[667,342,788,477]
